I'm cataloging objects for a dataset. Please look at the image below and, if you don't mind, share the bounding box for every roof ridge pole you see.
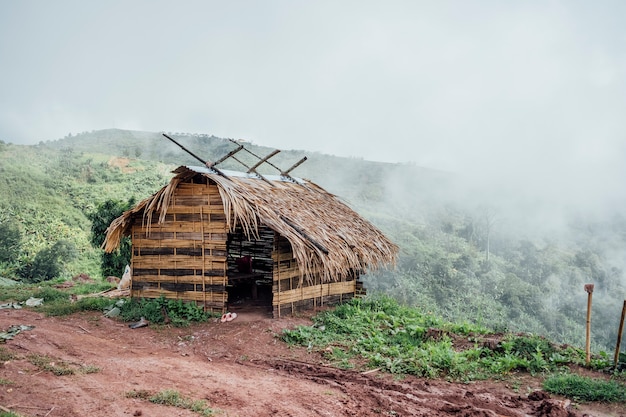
[162,133,230,179]
[229,139,286,171]
[247,149,280,173]
[282,157,307,176]
[211,144,244,166]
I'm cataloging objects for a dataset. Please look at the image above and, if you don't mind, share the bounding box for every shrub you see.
[118,296,211,326]
[20,240,76,283]
[543,374,626,402]
[0,220,22,263]
[87,199,134,277]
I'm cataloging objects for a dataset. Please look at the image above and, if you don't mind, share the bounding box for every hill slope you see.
[1,129,625,353]
[1,308,619,417]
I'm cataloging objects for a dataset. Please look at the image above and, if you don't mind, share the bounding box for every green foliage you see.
[283,297,587,382]
[127,388,218,416]
[118,296,211,327]
[27,353,75,376]
[40,296,113,317]
[0,411,23,417]
[87,199,133,277]
[543,374,626,403]
[0,280,117,316]
[3,130,626,357]
[0,347,18,362]
[27,352,98,376]
[20,239,76,283]
[0,220,22,263]
[148,390,218,416]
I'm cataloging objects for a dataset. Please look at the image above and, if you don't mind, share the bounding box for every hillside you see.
[1,129,626,354]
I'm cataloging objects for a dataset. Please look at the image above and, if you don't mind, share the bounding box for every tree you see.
[22,239,76,282]
[88,199,134,277]
[0,220,22,263]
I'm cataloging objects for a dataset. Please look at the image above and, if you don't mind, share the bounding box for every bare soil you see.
[0,307,624,417]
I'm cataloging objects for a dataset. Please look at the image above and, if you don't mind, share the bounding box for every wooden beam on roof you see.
[228,154,275,187]
[228,138,303,183]
[247,149,280,173]
[212,145,244,166]
[162,133,230,179]
[282,156,307,176]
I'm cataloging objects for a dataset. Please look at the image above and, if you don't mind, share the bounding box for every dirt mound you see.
[0,309,622,417]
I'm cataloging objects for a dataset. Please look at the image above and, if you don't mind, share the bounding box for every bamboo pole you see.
[614,300,626,369]
[276,232,281,319]
[584,283,594,366]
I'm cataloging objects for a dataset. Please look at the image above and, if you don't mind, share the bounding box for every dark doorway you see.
[226,225,274,316]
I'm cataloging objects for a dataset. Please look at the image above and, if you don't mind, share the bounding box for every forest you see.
[0,129,624,353]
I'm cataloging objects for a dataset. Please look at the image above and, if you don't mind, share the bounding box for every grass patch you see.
[126,389,152,399]
[0,378,14,385]
[281,296,595,382]
[0,411,24,417]
[79,364,101,374]
[543,374,626,403]
[126,389,219,416]
[27,353,75,376]
[0,347,18,361]
[40,295,113,317]
[0,281,116,317]
[118,296,214,327]
[26,353,99,376]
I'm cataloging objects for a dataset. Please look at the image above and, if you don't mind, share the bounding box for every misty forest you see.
[1,129,625,355]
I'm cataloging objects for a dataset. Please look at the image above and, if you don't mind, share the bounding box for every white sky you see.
[1,0,625,206]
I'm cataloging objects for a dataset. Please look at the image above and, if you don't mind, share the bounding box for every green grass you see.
[27,353,76,376]
[0,281,116,316]
[0,411,24,417]
[26,353,99,376]
[118,296,214,327]
[126,389,219,416]
[0,347,18,361]
[281,296,606,382]
[543,374,626,403]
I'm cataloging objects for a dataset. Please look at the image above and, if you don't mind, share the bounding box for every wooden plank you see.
[133,258,222,269]
[132,288,228,303]
[272,281,355,306]
[133,236,227,247]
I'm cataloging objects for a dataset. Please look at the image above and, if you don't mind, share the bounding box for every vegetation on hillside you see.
[1,130,625,357]
[282,296,625,403]
[0,139,171,280]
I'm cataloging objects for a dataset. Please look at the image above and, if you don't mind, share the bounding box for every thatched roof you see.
[103,166,397,283]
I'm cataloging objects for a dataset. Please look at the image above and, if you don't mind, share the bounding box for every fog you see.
[2,1,625,210]
[2,1,626,306]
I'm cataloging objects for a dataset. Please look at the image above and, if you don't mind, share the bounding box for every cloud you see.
[0,0,624,212]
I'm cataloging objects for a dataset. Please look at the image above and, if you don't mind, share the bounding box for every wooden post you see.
[614,300,626,369]
[584,284,594,366]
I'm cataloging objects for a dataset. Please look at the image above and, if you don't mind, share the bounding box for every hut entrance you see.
[226,225,274,314]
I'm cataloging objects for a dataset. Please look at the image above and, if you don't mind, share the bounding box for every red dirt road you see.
[0,308,623,417]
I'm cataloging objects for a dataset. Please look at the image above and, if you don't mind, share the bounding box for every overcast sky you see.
[1,0,625,206]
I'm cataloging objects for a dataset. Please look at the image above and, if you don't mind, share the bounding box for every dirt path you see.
[0,309,623,417]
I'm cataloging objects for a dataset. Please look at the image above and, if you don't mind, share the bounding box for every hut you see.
[103,150,397,317]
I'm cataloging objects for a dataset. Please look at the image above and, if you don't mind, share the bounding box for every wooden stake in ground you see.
[584,283,594,366]
[614,299,626,369]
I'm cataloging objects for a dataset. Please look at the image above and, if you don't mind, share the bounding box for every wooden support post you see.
[614,300,626,369]
[584,283,594,366]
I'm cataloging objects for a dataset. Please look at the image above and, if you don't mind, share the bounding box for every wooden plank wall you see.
[272,233,357,318]
[130,181,229,313]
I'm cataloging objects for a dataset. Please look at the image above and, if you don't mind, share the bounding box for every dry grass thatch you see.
[103,166,398,283]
